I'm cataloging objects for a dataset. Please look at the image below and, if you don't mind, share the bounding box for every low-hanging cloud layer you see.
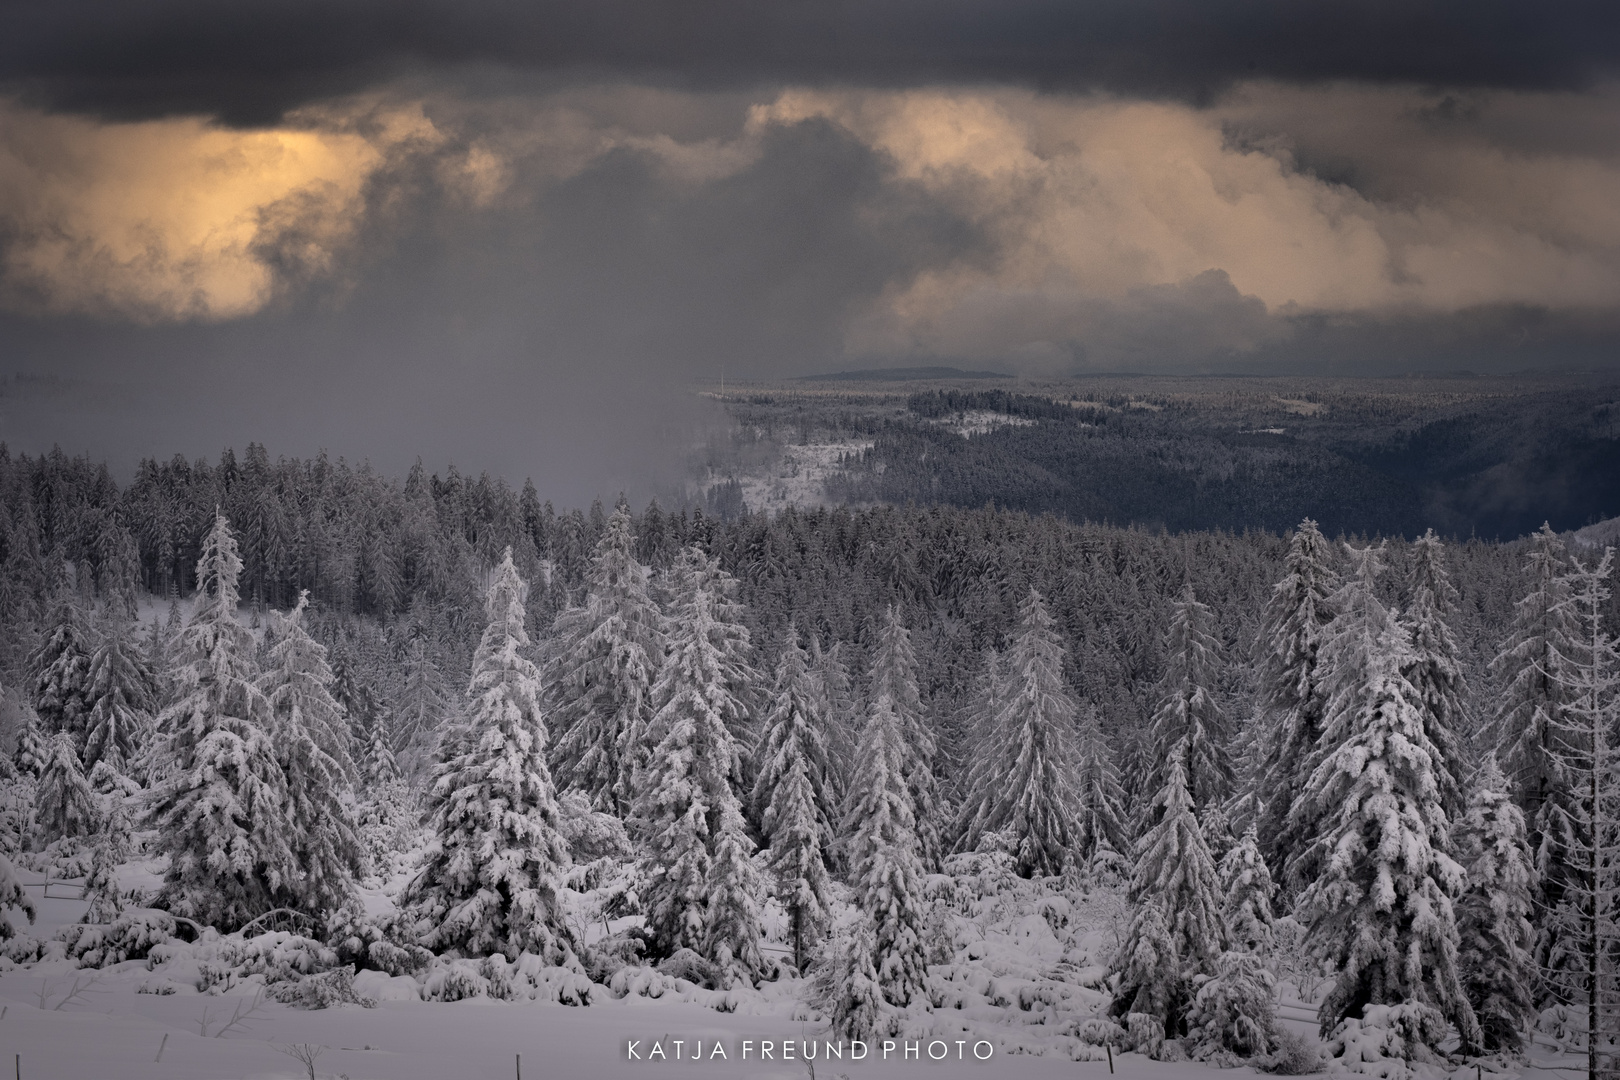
[4,82,1618,355]
[1,2,1618,496]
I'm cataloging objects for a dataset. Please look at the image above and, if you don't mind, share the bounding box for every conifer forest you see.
[1,399,1618,1079]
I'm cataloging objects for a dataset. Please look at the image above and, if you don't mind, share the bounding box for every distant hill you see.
[796,365,1012,382]
[1572,515,1620,548]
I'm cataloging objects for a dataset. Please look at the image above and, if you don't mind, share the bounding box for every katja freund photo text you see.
[625,1037,997,1062]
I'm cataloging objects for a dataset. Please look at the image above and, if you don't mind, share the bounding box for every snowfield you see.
[0,860,1354,1080]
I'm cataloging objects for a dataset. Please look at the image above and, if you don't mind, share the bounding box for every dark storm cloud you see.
[0,114,977,500]
[3,0,1617,125]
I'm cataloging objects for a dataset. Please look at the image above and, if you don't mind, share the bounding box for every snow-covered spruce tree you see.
[34,731,97,845]
[259,593,362,916]
[82,791,132,924]
[818,916,887,1040]
[1491,523,1583,993]
[1455,754,1537,1054]
[402,549,578,962]
[1293,543,1480,1055]
[1144,585,1232,817]
[844,692,929,1010]
[808,636,858,808]
[1539,548,1620,1076]
[13,707,46,780]
[146,512,294,930]
[1074,702,1132,882]
[28,585,93,747]
[81,619,156,775]
[1283,542,1391,892]
[1220,824,1276,955]
[1401,530,1470,820]
[870,606,940,868]
[361,714,401,786]
[1188,948,1280,1061]
[395,639,447,782]
[959,588,1085,877]
[259,592,355,778]
[0,850,35,940]
[952,648,1005,842]
[546,506,664,815]
[1254,518,1338,888]
[1111,746,1226,1037]
[633,546,764,984]
[752,627,834,972]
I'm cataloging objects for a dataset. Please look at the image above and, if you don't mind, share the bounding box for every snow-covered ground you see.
[727,441,872,515]
[922,412,1036,438]
[0,859,1368,1080]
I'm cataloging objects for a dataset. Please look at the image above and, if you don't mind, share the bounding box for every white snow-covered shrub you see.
[1187,950,1280,1060]
[326,906,432,977]
[1259,1029,1325,1075]
[816,919,887,1040]
[1127,1011,1166,1058]
[266,966,372,1009]
[58,909,175,967]
[1,934,59,964]
[657,947,722,989]
[1535,1004,1580,1045]
[1076,1017,1128,1047]
[556,791,634,862]
[0,849,36,940]
[418,952,596,1005]
[420,958,490,1002]
[152,930,341,994]
[1324,1004,1447,1080]
[20,836,94,878]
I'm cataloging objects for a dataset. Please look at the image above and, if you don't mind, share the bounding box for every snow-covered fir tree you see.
[1293,543,1480,1054]
[959,588,1085,876]
[1455,753,1537,1054]
[81,620,156,775]
[870,606,939,869]
[1254,518,1338,888]
[34,731,97,844]
[808,635,858,808]
[633,545,765,984]
[259,592,362,916]
[28,584,93,748]
[546,506,663,815]
[1491,523,1585,996]
[81,788,132,924]
[146,512,294,930]
[1188,948,1280,1061]
[752,627,834,972]
[1539,548,1620,1072]
[259,592,356,777]
[394,637,447,782]
[817,916,886,1040]
[1074,702,1132,882]
[0,850,34,940]
[12,707,45,779]
[1111,746,1226,1037]
[361,713,401,785]
[1401,529,1470,819]
[1220,824,1276,954]
[1145,584,1232,816]
[843,691,929,1009]
[403,549,578,962]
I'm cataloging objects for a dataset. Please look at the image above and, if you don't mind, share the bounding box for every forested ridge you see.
[711,374,1620,539]
[2,439,1618,1072]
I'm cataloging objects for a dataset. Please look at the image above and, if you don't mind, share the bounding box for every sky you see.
[1,0,1618,500]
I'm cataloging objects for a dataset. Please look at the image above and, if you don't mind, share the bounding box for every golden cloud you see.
[3,80,1616,352]
[749,84,1620,359]
[0,100,441,321]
